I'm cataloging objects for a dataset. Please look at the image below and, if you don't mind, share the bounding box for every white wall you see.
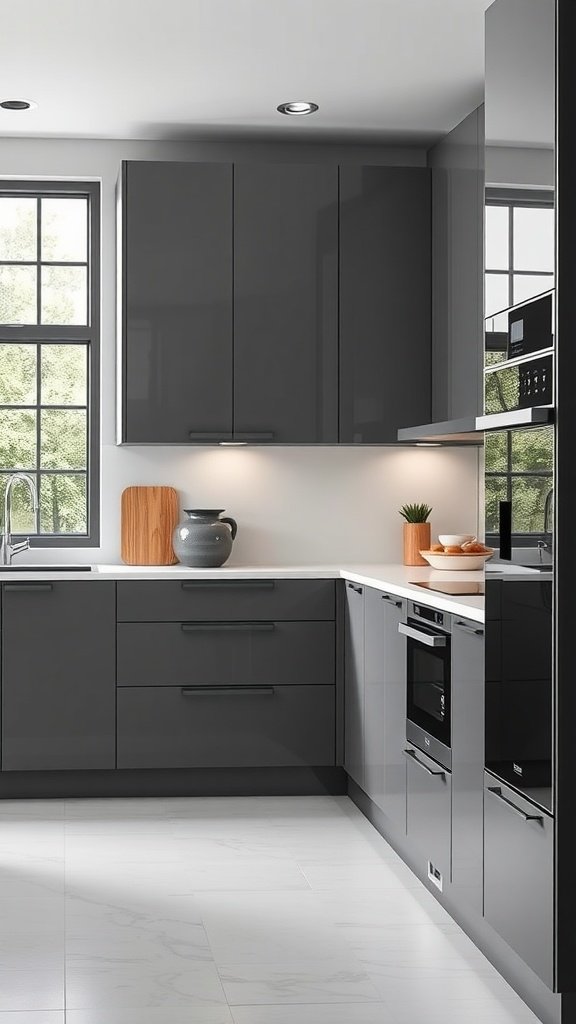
[0,136,479,564]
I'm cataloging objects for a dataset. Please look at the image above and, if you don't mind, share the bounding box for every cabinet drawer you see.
[117,684,335,768]
[117,621,335,687]
[117,579,335,622]
[484,774,553,988]
[406,746,452,889]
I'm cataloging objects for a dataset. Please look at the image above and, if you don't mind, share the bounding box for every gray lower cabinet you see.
[117,684,335,769]
[339,165,431,442]
[1,582,116,771]
[406,746,452,889]
[119,160,233,443]
[364,588,407,831]
[233,164,338,443]
[344,580,365,787]
[484,774,554,989]
[117,621,335,687]
[116,579,335,622]
[451,617,485,912]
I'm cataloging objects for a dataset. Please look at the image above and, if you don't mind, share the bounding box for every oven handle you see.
[398,622,448,647]
[404,748,446,777]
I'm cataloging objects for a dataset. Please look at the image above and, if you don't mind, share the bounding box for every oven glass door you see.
[406,625,451,748]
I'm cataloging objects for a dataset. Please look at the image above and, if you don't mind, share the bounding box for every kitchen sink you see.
[0,565,94,572]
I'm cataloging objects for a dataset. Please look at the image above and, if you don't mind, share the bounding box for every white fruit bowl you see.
[438,533,475,547]
[420,549,495,571]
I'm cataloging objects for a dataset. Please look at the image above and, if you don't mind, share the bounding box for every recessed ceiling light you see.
[0,99,37,111]
[277,101,319,116]
[415,442,442,447]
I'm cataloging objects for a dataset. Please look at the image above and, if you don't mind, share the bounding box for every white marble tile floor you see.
[0,795,541,1023]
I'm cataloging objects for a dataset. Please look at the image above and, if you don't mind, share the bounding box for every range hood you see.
[397,406,554,445]
[397,416,483,444]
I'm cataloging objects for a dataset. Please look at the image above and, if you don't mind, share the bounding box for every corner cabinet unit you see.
[118,159,432,445]
[1,581,116,771]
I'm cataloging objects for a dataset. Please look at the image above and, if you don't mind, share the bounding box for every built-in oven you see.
[400,602,452,770]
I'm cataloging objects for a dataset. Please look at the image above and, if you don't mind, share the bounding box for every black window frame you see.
[484,187,555,548]
[0,179,100,547]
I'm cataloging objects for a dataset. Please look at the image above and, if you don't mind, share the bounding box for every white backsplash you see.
[92,443,477,565]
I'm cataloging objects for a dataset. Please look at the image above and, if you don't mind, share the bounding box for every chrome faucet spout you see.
[1,473,39,566]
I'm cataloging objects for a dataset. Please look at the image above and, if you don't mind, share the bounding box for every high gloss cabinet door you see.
[451,617,485,912]
[120,161,233,443]
[344,581,365,787]
[484,775,553,989]
[364,588,407,831]
[1,582,116,770]
[234,164,338,442]
[339,166,431,442]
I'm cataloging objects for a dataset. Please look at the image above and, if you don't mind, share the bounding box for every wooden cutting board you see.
[121,486,179,565]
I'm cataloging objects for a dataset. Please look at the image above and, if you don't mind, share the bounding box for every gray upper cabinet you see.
[1,582,116,771]
[344,580,365,787]
[234,164,339,443]
[339,166,431,442]
[451,617,485,913]
[364,588,407,832]
[428,107,484,421]
[119,160,233,443]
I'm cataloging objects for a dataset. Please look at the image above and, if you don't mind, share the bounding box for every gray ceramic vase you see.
[172,509,238,567]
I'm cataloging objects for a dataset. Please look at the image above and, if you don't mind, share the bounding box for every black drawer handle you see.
[3,583,53,592]
[180,622,275,633]
[382,594,402,608]
[181,685,275,696]
[486,786,543,822]
[404,748,446,777]
[455,620,484,636]
[180,581,276,591]
[347,582,363,594]
[187,432,233,442]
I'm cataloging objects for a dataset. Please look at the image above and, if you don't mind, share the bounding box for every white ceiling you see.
[0,0,492,144]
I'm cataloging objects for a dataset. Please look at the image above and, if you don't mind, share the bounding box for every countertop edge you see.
[0,562,486,623]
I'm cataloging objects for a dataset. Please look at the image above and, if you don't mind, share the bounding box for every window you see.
[0,181,100,545]
[484,189,554,543]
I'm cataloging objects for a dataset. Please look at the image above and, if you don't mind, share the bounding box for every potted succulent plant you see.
[399,502,433,566]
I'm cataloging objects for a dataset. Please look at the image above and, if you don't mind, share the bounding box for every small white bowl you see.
[438,534,475,547]
[420,549,494,571]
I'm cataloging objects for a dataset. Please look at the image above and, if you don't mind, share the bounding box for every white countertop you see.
[0,561,487,623]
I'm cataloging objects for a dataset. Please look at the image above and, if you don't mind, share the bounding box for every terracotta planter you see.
[403,522,431,566]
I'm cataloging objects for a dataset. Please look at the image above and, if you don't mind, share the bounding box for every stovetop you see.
[412,581,485,596]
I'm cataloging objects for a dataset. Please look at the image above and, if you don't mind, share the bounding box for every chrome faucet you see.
[0,473,39,566]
